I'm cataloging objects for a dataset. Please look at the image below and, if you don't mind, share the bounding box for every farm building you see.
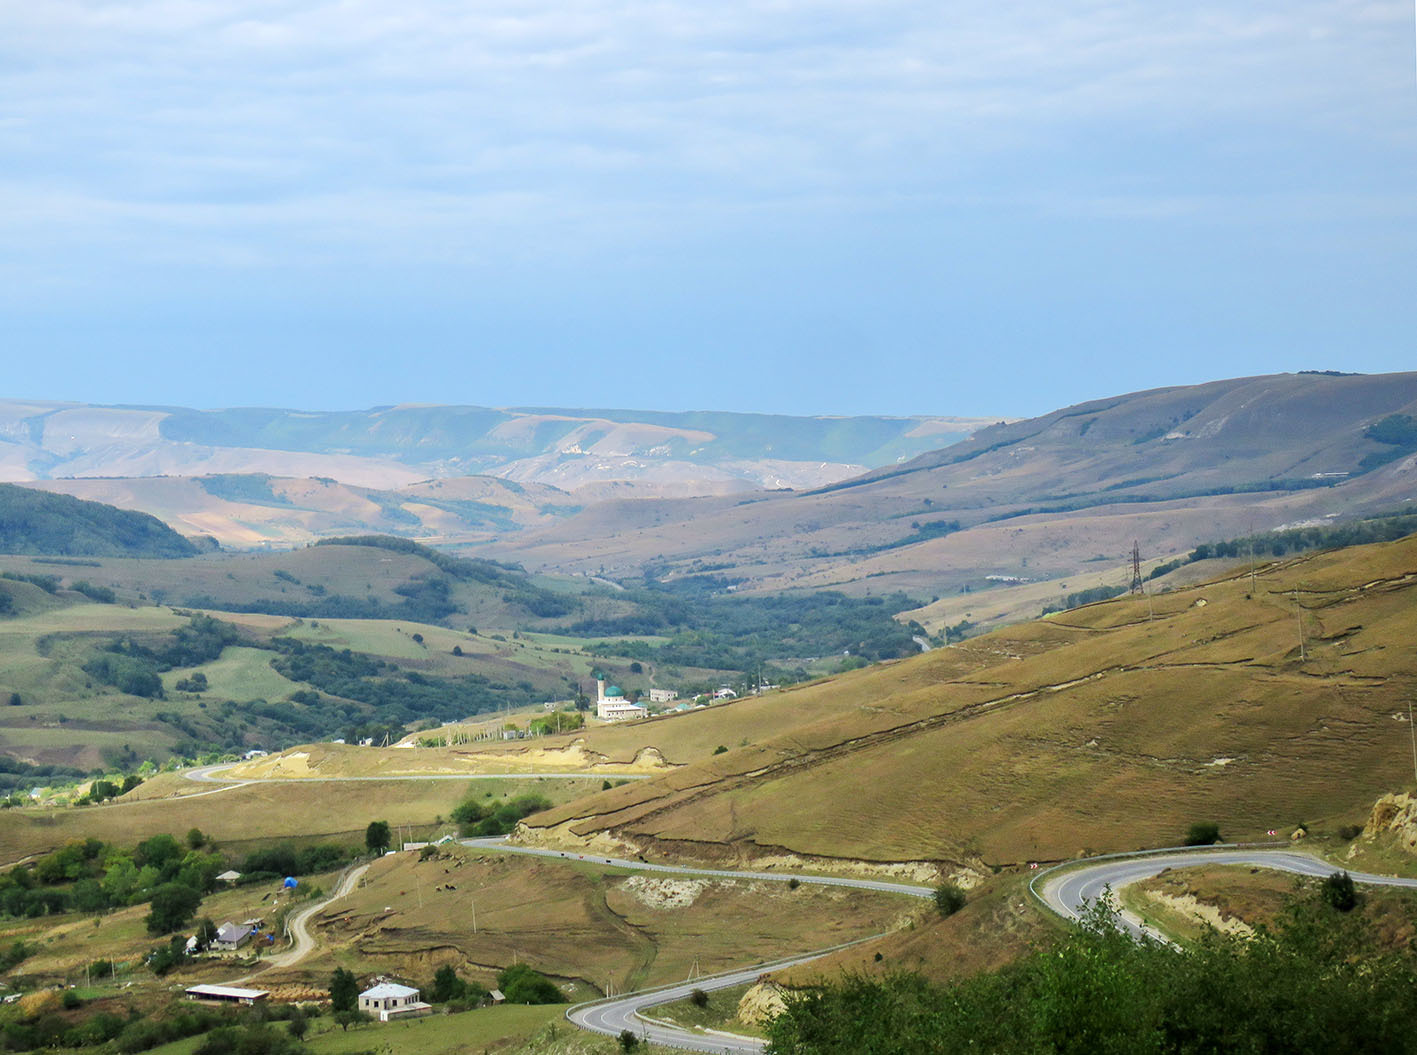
[186,985,267,1005]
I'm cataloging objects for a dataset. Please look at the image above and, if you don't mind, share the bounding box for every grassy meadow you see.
[0,775,603,867]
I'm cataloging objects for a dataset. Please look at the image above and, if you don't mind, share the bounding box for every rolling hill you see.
[496,531,1417,878]
[0,482,201,558]
[488,371,1417,609]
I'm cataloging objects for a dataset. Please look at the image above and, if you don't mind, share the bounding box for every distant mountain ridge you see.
[487,371,1417,607]
[0,400,987,492]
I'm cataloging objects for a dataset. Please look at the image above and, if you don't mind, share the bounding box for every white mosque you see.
[595,676,648,722]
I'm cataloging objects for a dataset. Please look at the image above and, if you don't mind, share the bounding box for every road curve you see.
[568,939,884,1055]
[1034,845,1417,942]
[227,862,371,984]
[463,838,932,1053]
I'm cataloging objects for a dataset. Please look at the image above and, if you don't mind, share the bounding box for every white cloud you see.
[0,0,1412,275]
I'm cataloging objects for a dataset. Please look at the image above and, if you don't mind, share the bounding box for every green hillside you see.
[0,484,199,558]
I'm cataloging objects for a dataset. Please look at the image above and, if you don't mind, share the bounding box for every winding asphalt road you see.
[1033,845,1417,943]
[460,840,932,1053]
[470,841,1417,1053]
[185,765,1417,1052]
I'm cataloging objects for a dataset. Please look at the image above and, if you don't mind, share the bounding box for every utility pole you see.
[471,900,476,934]
[1248,521,1257,593]
[1294,590,1306,661]
[1408,702,1417,789]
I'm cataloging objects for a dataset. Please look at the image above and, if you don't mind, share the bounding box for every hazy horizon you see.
[3,2,1413,419]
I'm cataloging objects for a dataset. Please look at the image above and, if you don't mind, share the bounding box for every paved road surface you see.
[461,838,936,900]
[184,763,644,784]
[567,940,882,1055]
[1035,846,1417,942]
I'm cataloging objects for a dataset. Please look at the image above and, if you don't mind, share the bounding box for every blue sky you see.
[1,1,1413,418]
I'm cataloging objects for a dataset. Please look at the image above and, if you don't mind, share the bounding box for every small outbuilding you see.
[216,870,242,885]
[358,982,433,1022]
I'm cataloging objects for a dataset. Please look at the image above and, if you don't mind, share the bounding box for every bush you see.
[1338,824,1364,841]
[498,963,565,1004]
[1184,822,1222,846]
[1322,871,1358,912]
[689,988,709,1008]
[452,793,552,837]
[933,883,966,917]
[618,1030,639,1052]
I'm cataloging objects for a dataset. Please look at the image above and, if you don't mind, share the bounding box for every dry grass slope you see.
[513,535,1417,875]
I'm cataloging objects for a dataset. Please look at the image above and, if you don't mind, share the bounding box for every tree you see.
[431,964,465,1003]
[186,827,207,849]
[933,882,966,918]
[330,967,359,1012]
[286,1008,308,1040]
[145,882,202,935]
[333,1010,369,1032]
[195,917,219,950]
[365,820,392,854]
[618,1029,639,1052]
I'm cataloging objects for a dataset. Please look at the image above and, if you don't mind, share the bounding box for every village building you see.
[358,982,433,1022]
[648,688,679,703]
[211,922,254,952]
[186,985,268,1006]
[595,678,648,721]
[215,870,242,885]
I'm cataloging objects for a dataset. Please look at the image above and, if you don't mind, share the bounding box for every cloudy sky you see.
[1,1,1413,417]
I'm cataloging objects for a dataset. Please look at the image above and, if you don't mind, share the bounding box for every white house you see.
[211,922,253,952]
[358,982,433,1022]
[648,688,679,704]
